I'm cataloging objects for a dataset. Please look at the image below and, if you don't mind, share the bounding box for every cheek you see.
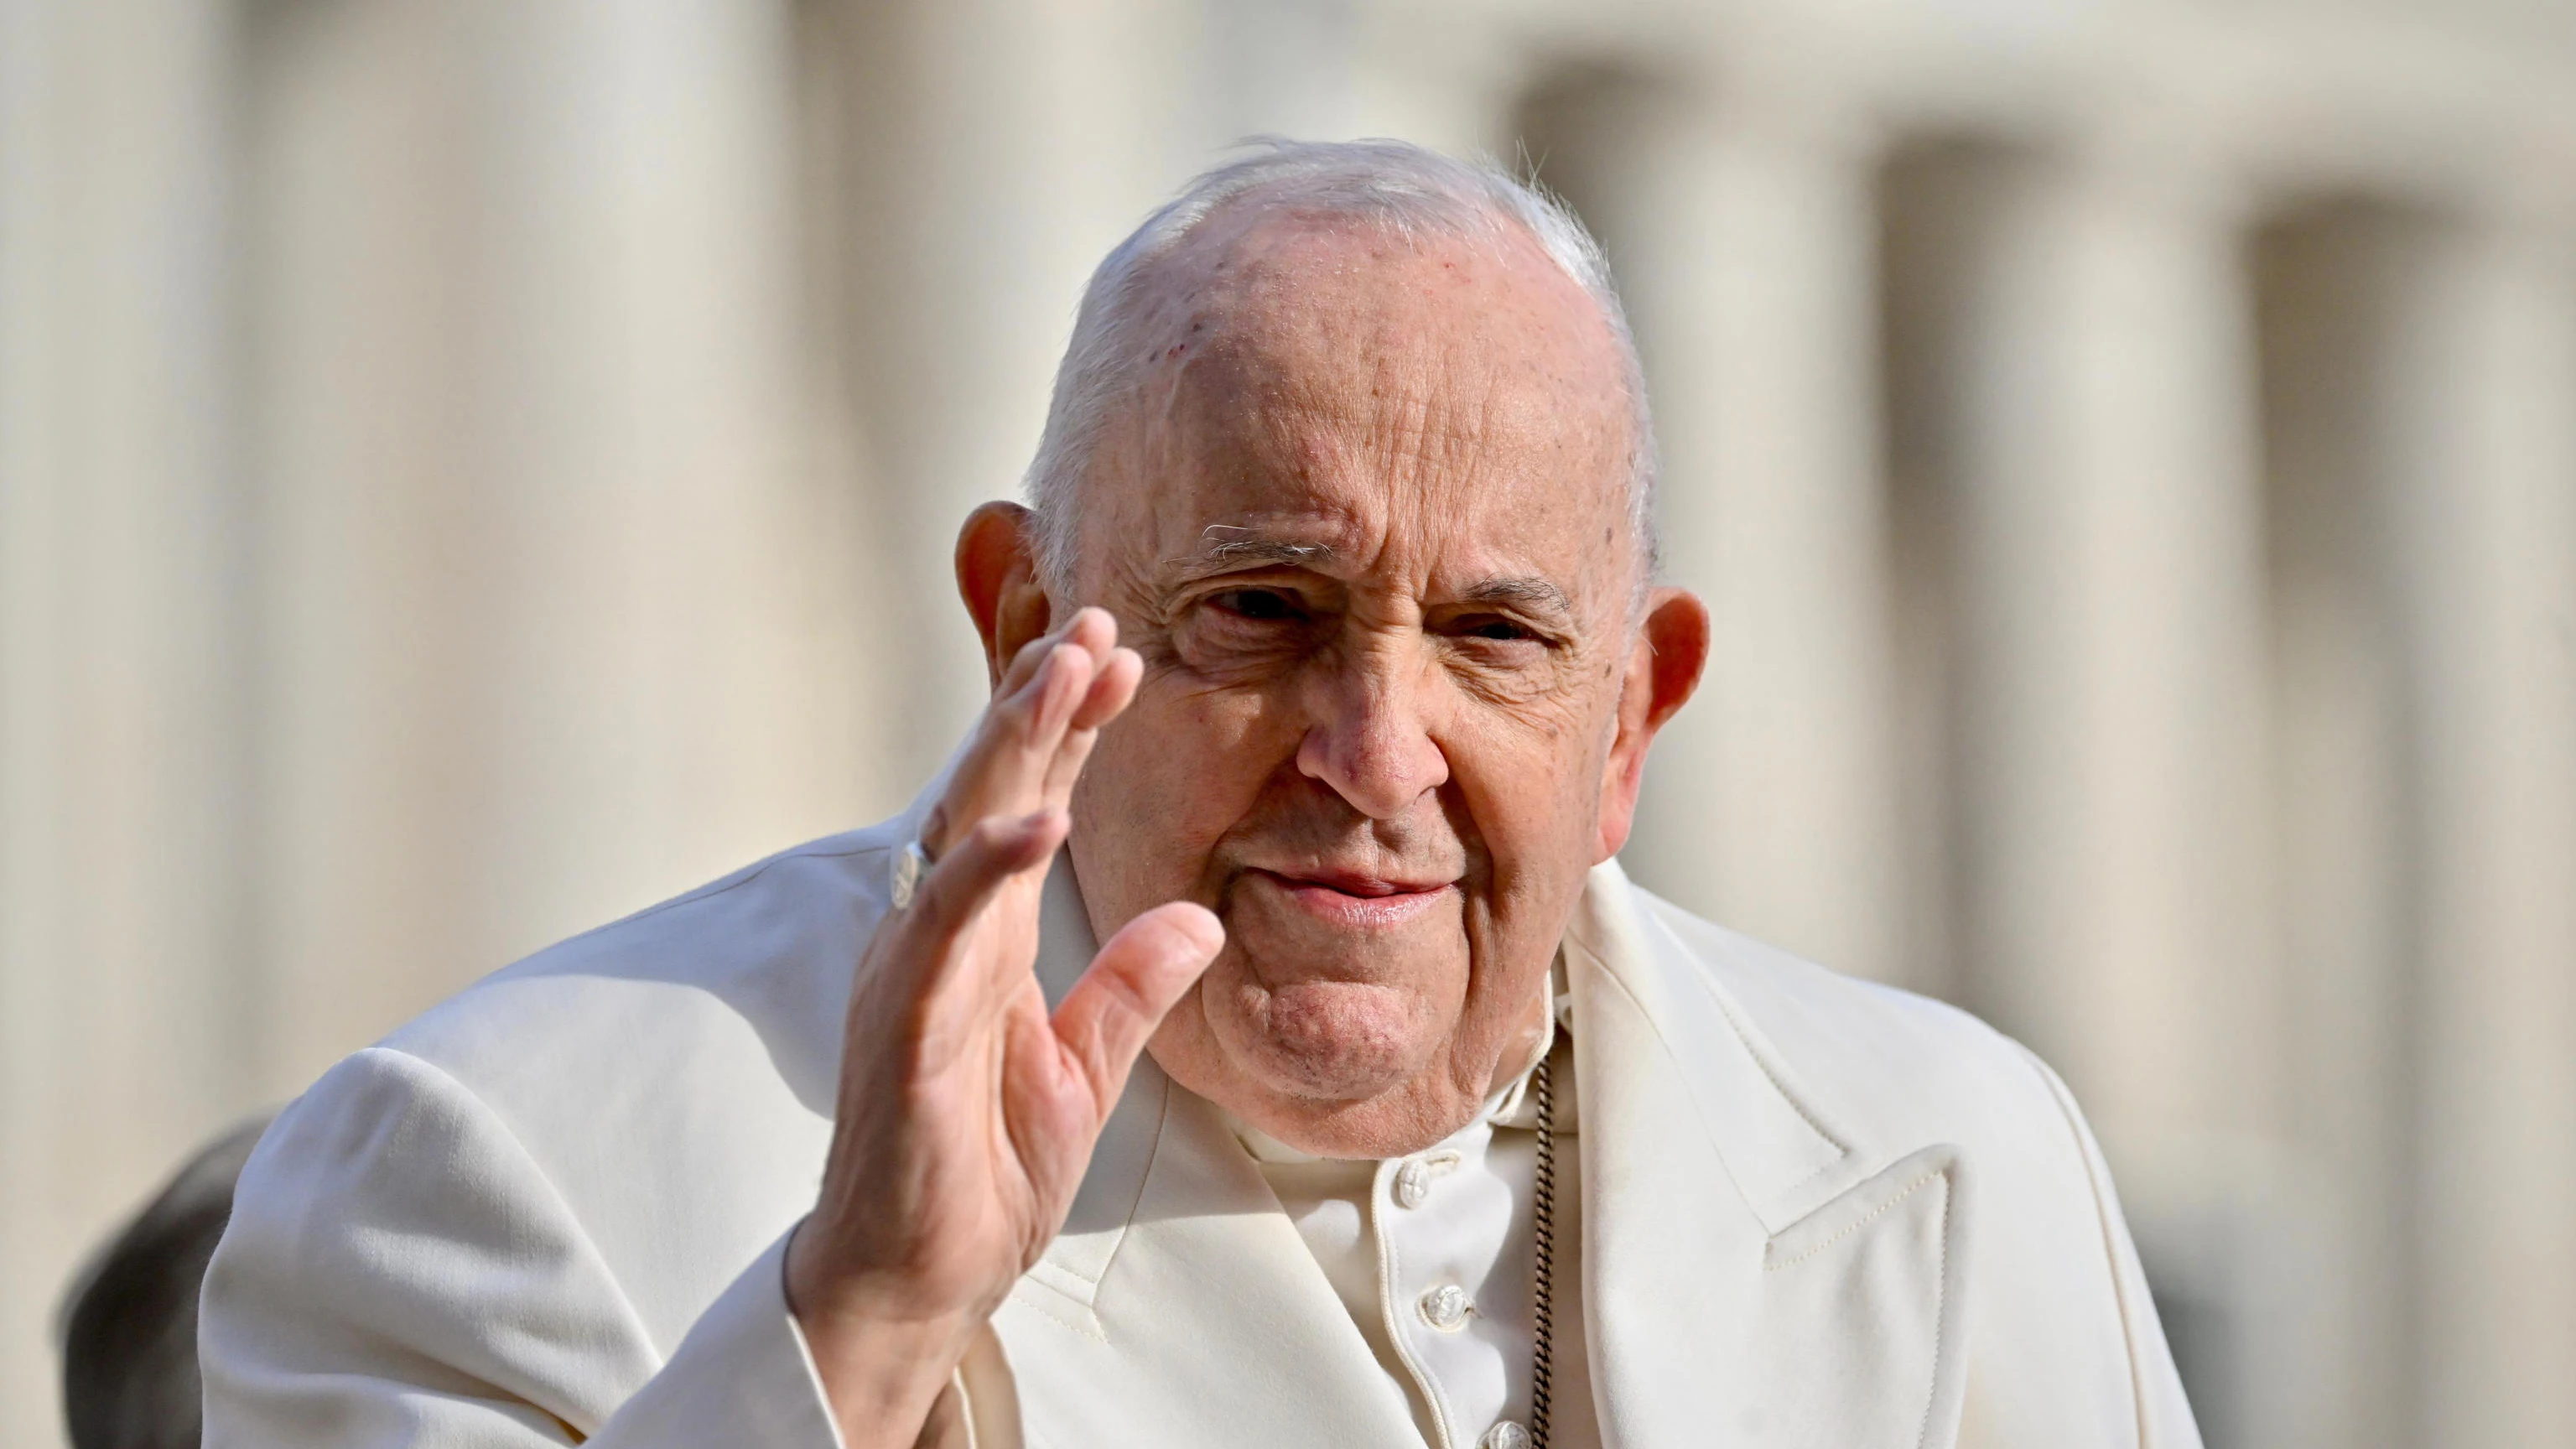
[1070,681,1299,913]
[1446,698,1618,866]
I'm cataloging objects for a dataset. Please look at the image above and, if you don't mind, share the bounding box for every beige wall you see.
[3,1,2572,1445]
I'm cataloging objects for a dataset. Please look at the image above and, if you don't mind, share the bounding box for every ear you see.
[1595,586,1711,861]
[955,501,1055,692]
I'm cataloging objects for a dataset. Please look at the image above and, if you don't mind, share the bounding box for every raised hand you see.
[783,607,1223,1449]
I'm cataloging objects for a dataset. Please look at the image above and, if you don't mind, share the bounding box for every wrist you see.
[784,1219,987,1449]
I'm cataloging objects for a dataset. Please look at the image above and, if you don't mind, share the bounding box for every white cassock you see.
[200,779,2203,1448]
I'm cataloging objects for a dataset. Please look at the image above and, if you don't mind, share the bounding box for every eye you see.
[1452,614,1539,643]
[1209,588,1304,622]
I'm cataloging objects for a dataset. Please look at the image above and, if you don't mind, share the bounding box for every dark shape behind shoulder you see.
[60,1114,276,1449]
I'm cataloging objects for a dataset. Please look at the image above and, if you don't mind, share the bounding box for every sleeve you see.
[199,1046,846,1449]
[2012,1046,2204,1449]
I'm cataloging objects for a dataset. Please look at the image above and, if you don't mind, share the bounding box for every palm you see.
[795,608,1222,1338]
[892,886,1100,1309]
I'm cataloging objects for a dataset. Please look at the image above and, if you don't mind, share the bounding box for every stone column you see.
[241,0,487,1103]
[2266,198,2576,1447]
[0,0,251,1439]
[446,0,884,1000]
[1934,149,2276,1147]
[1524,75,1907,984]
[2253,203,2426,1449]
[1914,143,2279,1443]
[819,0,1211,784]
[2384,208,2576,1449]
[238,0,888,1097]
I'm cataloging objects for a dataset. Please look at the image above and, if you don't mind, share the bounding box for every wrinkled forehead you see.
[1089,210,1639,603]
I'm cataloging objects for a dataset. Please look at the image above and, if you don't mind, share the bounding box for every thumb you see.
[1051,902,1223,1111]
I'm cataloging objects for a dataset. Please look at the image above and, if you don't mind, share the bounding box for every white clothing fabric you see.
[1233,976,1597,1449]
[201,782,2204,1449]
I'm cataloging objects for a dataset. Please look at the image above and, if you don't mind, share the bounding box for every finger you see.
[1035,647,1136,798]
[916,808,1065,922]
[927,643,1093,854]
[1040,727,1101,810]
[981,610,1117,787]
[994,607,1084,699]
[926,610,1121,855]
[999,640,1089,748]
[995,605,1114,701]
[1060,605,1117,662]
[1067,646,1140,733]
[1039,651,1138,802]
[893,807,1067,994]
[1007,610,1116,751]
[1051,902,1223,1110]
[996,642,1093,798]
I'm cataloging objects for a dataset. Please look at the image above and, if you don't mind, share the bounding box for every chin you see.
[1216,978,1431,1101]
[1159,982,1498,1160]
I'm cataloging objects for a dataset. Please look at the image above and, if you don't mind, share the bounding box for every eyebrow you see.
[1163,527,1337,581]
[1162,527,1576,620]
[1460,576,1576,620]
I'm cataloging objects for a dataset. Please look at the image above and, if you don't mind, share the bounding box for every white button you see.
[1480,1424,1530,1449]
[1418,1283,1472,1332]
[1390,1150,1458,1209]
[1394,1157,1434,1208]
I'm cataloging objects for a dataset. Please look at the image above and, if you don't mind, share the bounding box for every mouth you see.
[1241,867,1460,930]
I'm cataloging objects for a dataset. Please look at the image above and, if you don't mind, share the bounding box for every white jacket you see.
[202,790,2201,1448]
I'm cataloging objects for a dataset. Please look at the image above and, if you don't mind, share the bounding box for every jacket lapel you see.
[1565,860,1971,1449]
[989,856,1428,1449]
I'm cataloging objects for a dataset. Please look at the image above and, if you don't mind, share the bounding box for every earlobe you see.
[955,501,1054,691]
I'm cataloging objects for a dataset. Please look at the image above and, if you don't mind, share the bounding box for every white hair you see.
[1022,137,1660,604]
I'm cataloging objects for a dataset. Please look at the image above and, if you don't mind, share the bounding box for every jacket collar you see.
[1560,857,1873,1232]
[987,854,1971,1449]
[1561,859,1971,1448]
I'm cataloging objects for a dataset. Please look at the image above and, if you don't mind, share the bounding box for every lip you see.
[1244,867,1460,929]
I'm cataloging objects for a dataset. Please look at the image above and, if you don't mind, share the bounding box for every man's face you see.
[1061,208,1670,1157]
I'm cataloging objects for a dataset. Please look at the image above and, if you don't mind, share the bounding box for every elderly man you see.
[203,140,2197,1449]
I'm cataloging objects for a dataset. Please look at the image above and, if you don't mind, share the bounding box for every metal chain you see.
[1530,1052,1555,1449]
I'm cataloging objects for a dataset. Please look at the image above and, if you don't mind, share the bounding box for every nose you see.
[1294,646,1450,820]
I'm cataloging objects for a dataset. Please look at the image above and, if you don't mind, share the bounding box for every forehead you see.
[1088,210,1637,593]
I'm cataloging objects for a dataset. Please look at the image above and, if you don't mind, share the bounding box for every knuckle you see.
[1091,964,1154,1021]
[919,844,991,907]
[991,690,1037,732]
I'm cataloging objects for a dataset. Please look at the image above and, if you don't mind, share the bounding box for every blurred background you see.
[4,0,2573,1444]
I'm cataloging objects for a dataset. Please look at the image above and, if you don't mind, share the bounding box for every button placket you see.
[1373,1156,1456,1449]
[1371,1115,1522,1449]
